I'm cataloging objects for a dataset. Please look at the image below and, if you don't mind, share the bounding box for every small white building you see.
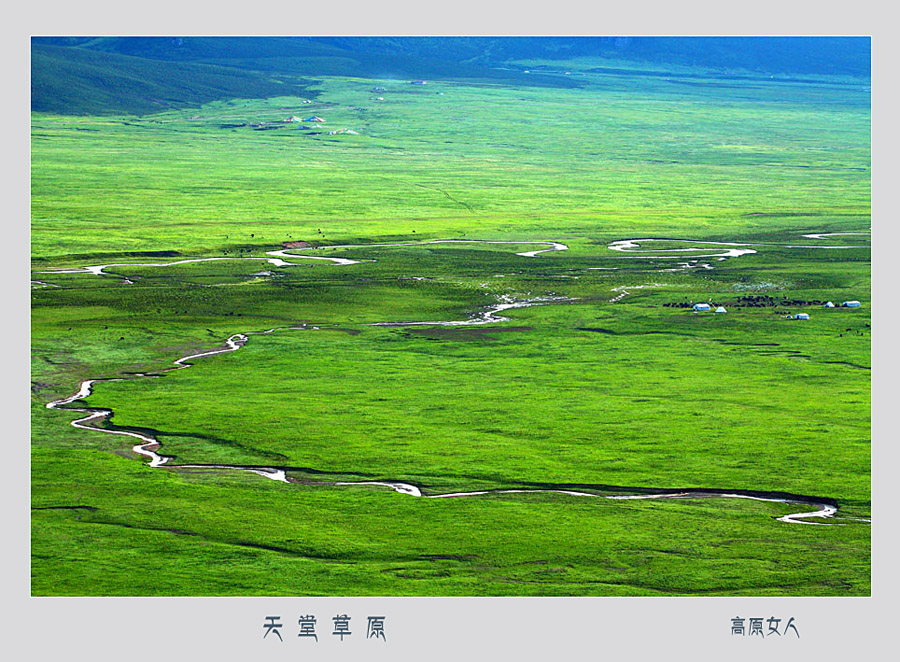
[693,303,711,312]
[715,306,727,313]
[824,301,835,308]
[842,300,861,308]
[795,313,810,320]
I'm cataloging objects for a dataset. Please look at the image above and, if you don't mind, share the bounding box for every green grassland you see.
[31,60,870,595]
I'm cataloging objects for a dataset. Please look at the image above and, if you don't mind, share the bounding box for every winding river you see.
[607,233,870,260]
[37,239,568,277]
[45,331,844,526]
[38,236,869,526]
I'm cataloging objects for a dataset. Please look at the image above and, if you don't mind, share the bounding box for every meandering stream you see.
[46,336,845,526]
[39,236,868,525]
[37,239,568,277]
[607,233,869,259]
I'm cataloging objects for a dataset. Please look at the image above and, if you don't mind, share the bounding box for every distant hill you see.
[31,44,313,116]
[38,36,869,77]
[316,37,871,77]
[32,37,870,116]
[31,37,584,116]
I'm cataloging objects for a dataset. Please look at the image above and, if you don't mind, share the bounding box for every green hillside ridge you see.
[33,37,868,118]
[31,38,583,116]
[36,36,871,77]
[31,44,314,116]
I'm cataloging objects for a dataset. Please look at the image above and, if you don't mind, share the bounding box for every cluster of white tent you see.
[692,300,862,320]
[799,301,863,318]
[790,300,863,320]
[692,303,726,313]
[284,115,324,124]
[281,114,361,136]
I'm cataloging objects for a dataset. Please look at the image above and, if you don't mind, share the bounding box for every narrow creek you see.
[36,239,568,277]
[46,330,847,526]
[39,236,868,526]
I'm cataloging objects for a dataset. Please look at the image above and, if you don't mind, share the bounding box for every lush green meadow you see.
[31,61,870,595]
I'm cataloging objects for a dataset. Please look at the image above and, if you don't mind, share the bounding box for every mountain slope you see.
[32,37,869,117]
[37,36,871,77]
[31,44,313,116]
